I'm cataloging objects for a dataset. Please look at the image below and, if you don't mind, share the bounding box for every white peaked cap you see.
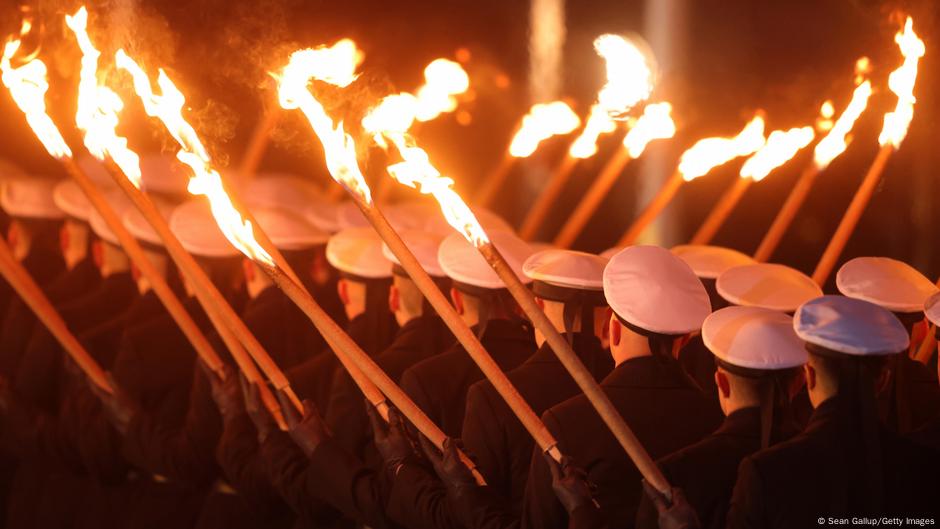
[426,206,514,237]
[438,230,533,289]
[671,245,755,280]
[382,230,446,277]
[140,154,190,195]
[326,226,393,279]
[383,201,440,232]
[75,154,117,188]
[600,247,623,260]
[794,295,909,356]
[123,197,176,247]
[924,292,940,327]
[89,192,133,246]
[718,263,822,312]
[528,242,556,253]
[836,257,938,314]
[53,180,93,222]
[0,158,25,181]
[1,177,65,219]
[703,306,807,371]
[252,207,329,250]
[336,201,371,230]
[242,172,325,215]
[304,200,342,234]
[524,249,607,291]
[604,245,711,335]
[169,200,240,258]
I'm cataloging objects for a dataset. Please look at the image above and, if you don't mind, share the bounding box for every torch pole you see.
[690,177,753,245]
[260,263,486,485]
[95,159,291,422]
[752,165,820,262]
[475,152,516,207]
[618,171,684,247]
[353,199,562,461]
[0,232,112,393]
[475,241,671,496]
[554,148,632,248]
[914,335,937,364]
[812,145,893,286]
[238,106,279,177]
[518,154,580,240]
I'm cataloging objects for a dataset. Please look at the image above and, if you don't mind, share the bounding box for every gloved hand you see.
[277,390,330,459]
[205,364,242,422]
[419,434,478,497]
[89,373,140,435]
[366,400,417,476]
[240,373,275,444]
[641,480,701,529]
[545,453,597,515]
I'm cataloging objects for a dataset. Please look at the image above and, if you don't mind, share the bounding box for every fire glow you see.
[413,58,470,122]
[813,80,872,170]
[115,50,273,265]
[622,102,676,158]
[677,114,766,181]
[878,17,924,149]
[508,101,580,158]
[740,126,815,182]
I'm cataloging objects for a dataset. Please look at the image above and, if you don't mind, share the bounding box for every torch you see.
[0,219,111,393]
[518,35,656,238]
[117,41,485,482]
[753,74,873,262]
[812,17,923,286]
[617,114,766,246]
[689,125,815,245]
[553,102,675,248]
[346,84,673,495]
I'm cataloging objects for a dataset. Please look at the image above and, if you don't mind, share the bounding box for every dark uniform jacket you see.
[461,333,613,516]
[635,407,784,529]
[400,319,537,437]
[726,398,940,528]
[326,313,452,464]
[521,354,723,529]
[885,354,940,433]
[0,245,64,321]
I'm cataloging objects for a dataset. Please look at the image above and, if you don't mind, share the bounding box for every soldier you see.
[636,306,807,529]
[911,292,940,450]
[461,249,613,517]
[522,245,722,529]
[835,257,940,432]
[726,296,940,527]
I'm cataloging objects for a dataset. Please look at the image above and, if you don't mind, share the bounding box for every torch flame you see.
[677,114,766,181]
[508,101,580,158]
[1,23,72,159]
[414,58,470,122]
[813,80,872,170]
[622,102,676,158]
[115,50,272,265]
[364,94,489,246]
[816,101,835,132]
[568,34,655,159]
[276,40,372,204]
[740,126,815,182]
[65,7,142,186]
[878,17,924,149]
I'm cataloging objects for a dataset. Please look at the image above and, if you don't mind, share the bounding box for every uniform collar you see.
[602,354,693,389]
[715,406,762,437]
[527,333,605,364]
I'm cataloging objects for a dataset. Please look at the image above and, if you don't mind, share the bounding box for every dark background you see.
[0,0,938,291]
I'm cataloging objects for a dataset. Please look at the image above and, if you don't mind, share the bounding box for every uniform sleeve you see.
[400,367,436,427]
[324,368,370,460]
[521,410,568,529]
[120,364,221,486]
[725,457,765,529]
[215,412,287,514]
[461,384,508,496]
[384,461,461,529]
[304,436,392,528]
[450,484,520,529]
[568,504,609,529]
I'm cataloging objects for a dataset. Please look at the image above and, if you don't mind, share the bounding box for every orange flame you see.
[878,17,924,149]
[740,126,815,182]
[508,101,580,158]
[66,7,142,187]
[813,80,872,170]
[365,95,489,246]
[568,34,655,159]
[816,100,835,132]
[414,59,470,122]
[677,114,766,181]
[1,22,72,159]
[622,102,676,158]
[115,50,273,265]
[275,40,372,204]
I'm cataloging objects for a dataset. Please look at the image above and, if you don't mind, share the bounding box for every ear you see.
[337,278,350,306]
[92,240,104,269]
[242,258,255,282]
[609,316,622,347]
[311,251,328,284]
[715,370,731,399]
[450,287,464,316]
[804,364,816,391]
[389,284,400,313]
